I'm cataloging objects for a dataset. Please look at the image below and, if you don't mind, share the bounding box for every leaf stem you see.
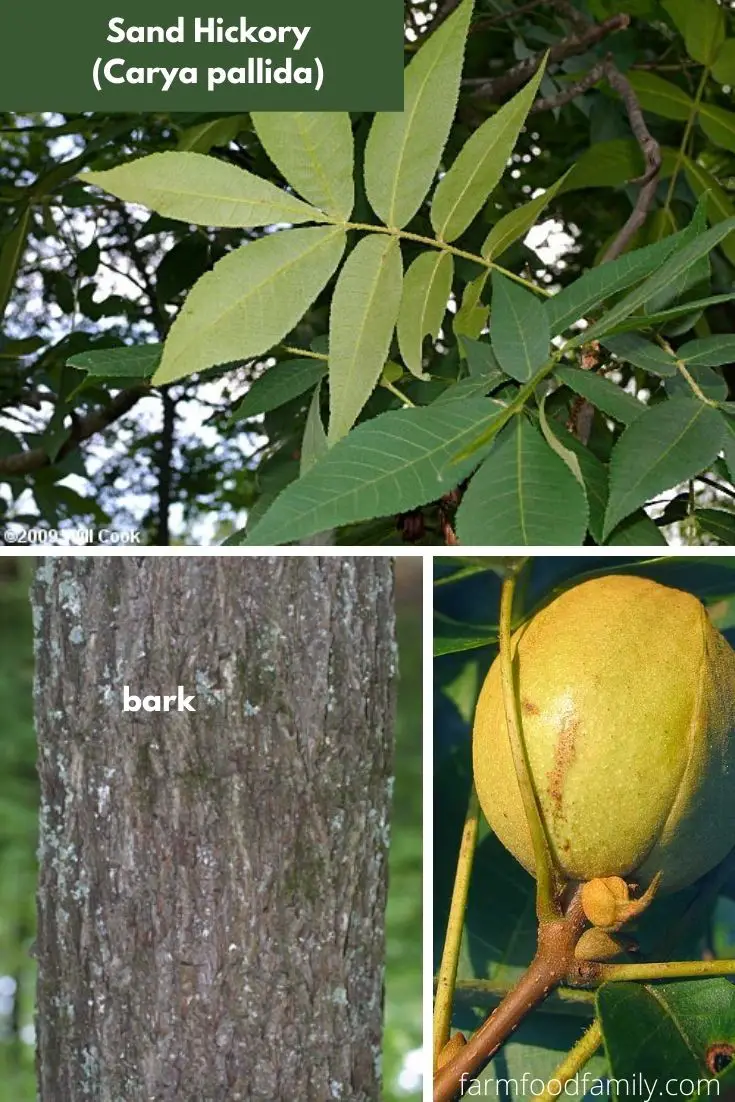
[280,344,328,361]
[341,220,551,297]
[594,959,735,982]
[433,785,480,1070]
[653,334,718,406]
[381,379,416,407]
[453,351,564,462]
[499,565,561,921]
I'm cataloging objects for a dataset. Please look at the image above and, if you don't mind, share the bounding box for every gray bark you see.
[32,556,396,1102]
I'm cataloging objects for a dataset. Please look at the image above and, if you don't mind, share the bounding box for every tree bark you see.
[32,556,396,1102]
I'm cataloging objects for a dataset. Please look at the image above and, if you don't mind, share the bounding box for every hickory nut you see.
[472,575,735,893]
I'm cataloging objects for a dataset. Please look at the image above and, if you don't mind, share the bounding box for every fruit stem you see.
[498,564,562,922]
[433,784,480,1071]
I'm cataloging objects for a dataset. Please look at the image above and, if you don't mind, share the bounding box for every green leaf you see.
[699,104,735,154]
[546,419,608,543]
[459,336,501,378]
[177,115,248,153]
[364,0,473,229]
[598,980,735,1084]
[582,217,735,343]
[698,508,735,543]
[82,151,328,228]
[433,613,498,656]
[454,272,489,339]
[606,510,667,545]
[240,397,503,546]
[678,335,735,367]
[545,230,689,336]
[328,233,403,442]
[77,242,100,277]
[603,333,677,377]
[603,397,725,537]
[641,203,709,317]
[153,226,346,386]
[67,344,161,379]
[561,139,645,191]
[251,112,355,222]
[397,250,454,378]
[712,39,735,85]
[455,416,588,545]
[683,157,735,266]
[626,72,694,121]
[229,358,326,423]
[555,365,645,424]
[433,370,506,403]
[431,62,545,243]
[663,0,725,66]
[482,171,569,260]
[538,396,584,487]
[490,273,550,382]
[720,410,735,481]
[300,381,328,475]
[605,292,735,334]
[155,236,211,303]
[0,205,30,319]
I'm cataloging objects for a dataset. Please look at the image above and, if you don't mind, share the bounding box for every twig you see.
[601,61,662,263]
[531,62,606,113]
[465,14,630,101]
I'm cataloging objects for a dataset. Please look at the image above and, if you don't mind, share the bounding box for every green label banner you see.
[1,1,404,110]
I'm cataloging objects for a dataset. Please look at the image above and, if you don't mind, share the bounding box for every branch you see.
[464,14,630,101]
[433,891,586,1101]
[601,60,662,262]
[0,387,147,477]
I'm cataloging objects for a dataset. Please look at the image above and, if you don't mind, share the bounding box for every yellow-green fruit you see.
[472,574,735,893]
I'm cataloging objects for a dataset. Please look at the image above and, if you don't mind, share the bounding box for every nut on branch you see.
[473,575,735,895]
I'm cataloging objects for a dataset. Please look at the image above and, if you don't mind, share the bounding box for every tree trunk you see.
[32,556,396,1102]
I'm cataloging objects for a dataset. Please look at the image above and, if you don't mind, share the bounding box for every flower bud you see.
[472,575,735,893]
